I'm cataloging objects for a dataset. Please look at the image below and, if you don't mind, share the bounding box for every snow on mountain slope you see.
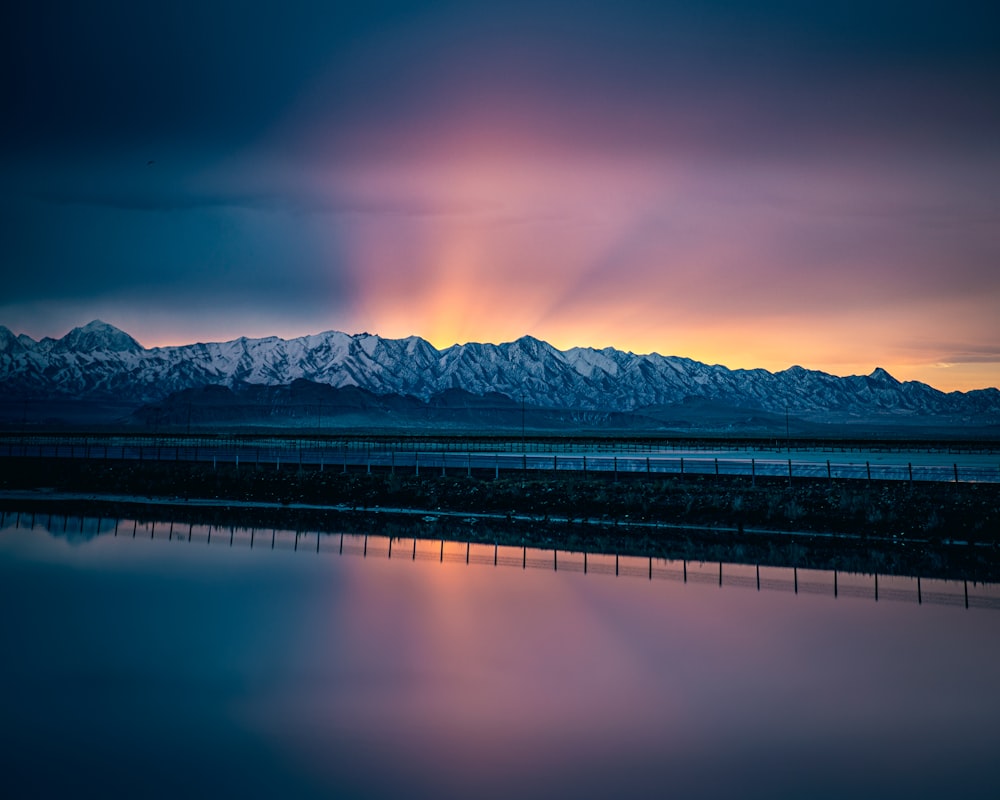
[2,320,998,420]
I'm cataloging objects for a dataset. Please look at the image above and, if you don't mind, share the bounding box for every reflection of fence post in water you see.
[14,513,1000,611]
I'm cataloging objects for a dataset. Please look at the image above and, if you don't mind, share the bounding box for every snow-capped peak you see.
[2,322,998,420]
[55,320,143,354]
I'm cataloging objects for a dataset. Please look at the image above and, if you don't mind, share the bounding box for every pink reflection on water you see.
[230,540,1000,799]
[2,517,999,799]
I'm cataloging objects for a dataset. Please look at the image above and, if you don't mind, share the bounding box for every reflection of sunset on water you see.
[3,513,999,797]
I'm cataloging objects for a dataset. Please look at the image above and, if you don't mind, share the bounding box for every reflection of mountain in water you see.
[6,502,999,595]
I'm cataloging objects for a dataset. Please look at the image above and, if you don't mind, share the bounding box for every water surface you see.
[1,514,998,799]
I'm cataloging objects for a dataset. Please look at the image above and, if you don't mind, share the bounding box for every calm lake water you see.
[2,511,999,800]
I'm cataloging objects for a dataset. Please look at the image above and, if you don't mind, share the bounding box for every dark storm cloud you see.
[2,0,426,152]
[265,0,1000,163]
[0,185,358,319]
[35,185,491,219]
[5,1,999,159]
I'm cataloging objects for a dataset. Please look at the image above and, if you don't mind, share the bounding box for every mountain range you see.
[2,320,998,433]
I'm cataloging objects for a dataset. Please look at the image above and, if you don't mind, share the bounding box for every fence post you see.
[751,458,755,487]
[787,458,792,486]
[954,463,959,483]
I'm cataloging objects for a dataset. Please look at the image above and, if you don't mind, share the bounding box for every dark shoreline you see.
[3,456,999,583]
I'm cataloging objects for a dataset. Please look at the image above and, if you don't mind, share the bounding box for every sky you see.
[2,0,999,391]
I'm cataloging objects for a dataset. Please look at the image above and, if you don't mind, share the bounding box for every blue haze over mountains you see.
[1,321,998,433]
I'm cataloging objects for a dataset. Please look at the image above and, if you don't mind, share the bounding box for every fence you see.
[2,434,1000,484]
